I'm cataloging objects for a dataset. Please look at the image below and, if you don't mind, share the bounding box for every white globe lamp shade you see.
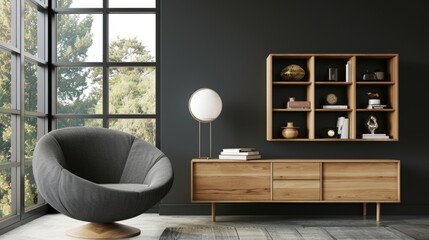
[188,88,222,123]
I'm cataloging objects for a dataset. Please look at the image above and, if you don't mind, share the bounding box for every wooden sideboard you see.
[191,159,400,222]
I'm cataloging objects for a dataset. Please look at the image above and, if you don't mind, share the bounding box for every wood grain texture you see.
[266,55,273,140]
[192,159,399,163]
[192,162,271,201]
[323,162,399,201]
[308,56,315,139]
[66,223,140,239]
[273,180,320,201]
[273,163,320,179]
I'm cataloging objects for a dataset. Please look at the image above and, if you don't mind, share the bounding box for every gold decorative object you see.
[367,92,380,98]
[281,122,299,139]
[280,64,305,81]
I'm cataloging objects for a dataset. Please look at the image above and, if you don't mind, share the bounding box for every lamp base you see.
[195,156,211,159]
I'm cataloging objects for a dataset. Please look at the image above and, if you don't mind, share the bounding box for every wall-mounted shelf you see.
[266,53,399,141]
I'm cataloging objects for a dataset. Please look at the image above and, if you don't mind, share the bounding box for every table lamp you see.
[188,88,222,158]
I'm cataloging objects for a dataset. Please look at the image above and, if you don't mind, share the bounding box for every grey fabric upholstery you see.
[33,127,173,223]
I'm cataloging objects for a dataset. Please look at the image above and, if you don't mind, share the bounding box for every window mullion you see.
[18,0,26,219]
[102,0,109,128]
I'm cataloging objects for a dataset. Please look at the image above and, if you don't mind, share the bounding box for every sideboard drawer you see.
[273,163,320,180]
[273,180,320,201]
[192,162,271,201]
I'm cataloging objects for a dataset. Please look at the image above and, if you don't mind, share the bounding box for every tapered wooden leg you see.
[376,203,381,222]
[363,203,367,217]
[212,203,216,222]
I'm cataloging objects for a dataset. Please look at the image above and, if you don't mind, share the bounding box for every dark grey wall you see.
[160,0,429,215]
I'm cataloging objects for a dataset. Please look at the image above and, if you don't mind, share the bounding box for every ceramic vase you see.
[281,122,299,139]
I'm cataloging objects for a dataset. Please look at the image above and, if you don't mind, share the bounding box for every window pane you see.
[109,14,155,62]
[109,67,155,114]
[24,62,43,112]
[57,0,102,8]
[24,117,41,161]
[25,165,41,210]
[24,2,43,58]
[109,0,155,8]
[0,0,12,44]
[57,14,102,62]
[57,67,102,114]
[0,168,12,219]
[109,119,156,145]
[57,118,103,128]
[0,50,12,109]
[0,114,12,163]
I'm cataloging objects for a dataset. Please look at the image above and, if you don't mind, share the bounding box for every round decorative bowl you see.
[281,122,299,139]
[280,64,305,81]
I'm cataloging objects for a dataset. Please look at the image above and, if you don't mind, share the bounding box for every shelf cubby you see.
[267,53,398,141]
[315,56,351,82]
[272,112,309,139]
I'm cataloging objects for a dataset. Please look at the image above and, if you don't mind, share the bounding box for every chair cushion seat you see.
[100,183,149,193]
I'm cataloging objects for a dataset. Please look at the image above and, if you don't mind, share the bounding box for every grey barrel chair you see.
[32,127,173,239]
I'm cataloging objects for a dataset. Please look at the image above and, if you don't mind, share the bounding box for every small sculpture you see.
[367,92,380,98]
[280,64,305,81]
[366,115,378,134]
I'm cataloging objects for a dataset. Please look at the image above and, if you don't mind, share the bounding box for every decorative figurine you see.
[366,115,378,134]
[280,64,305,81]
[367,92,380,98]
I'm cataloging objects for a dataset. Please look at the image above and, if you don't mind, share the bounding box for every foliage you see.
[1,0,156,218]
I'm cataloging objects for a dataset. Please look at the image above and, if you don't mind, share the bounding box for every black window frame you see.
[51,0,160,147]
[0,0,49,232]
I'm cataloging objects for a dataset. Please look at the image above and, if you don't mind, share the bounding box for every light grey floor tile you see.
[325,226,406,240]
[296,227,335,240]
[235,227,271,240]
[265,227,304,240]
[390,224,429,240]
[0,213,426,240]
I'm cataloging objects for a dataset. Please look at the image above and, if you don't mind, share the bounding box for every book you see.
[323,105,348,109]
[346,63,352,83]
[219,154,261,160]
[340,118,349,139]
[287,101,311,109]
[367,104,387,109]
[362,134,389,139]
[220,151,259,156]
[222,148,256,153]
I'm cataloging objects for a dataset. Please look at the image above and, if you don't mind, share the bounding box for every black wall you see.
[160,0,429,216]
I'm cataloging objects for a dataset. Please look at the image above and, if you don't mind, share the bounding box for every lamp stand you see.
[198,121,212,159]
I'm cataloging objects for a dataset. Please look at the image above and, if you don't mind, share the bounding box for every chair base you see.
[66,222,141,239]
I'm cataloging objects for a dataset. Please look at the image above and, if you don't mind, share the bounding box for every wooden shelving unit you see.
[267,53,399,141]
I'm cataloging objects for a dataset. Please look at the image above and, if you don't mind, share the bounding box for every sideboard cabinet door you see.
[192,162,271,201]
[323,162,399,201]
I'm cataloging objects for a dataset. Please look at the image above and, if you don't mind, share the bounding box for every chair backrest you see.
[48,127,134,183]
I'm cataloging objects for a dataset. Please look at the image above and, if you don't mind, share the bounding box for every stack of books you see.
[323,105,348,109]
[362,133,389,139]
[367,104,387,109]
[219,148,261,160]
[287,101,311,109]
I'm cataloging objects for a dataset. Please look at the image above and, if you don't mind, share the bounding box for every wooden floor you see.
[1,213,429,239]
